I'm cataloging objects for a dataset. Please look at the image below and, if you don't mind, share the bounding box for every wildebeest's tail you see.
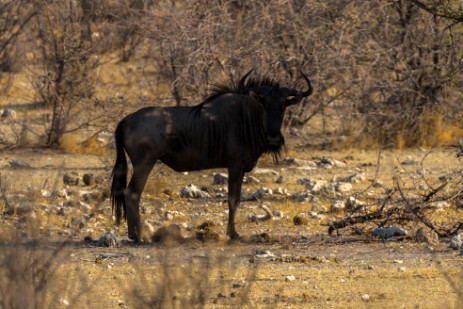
[111,120,127,224]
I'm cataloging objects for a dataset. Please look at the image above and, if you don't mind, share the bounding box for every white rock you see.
[450,233,463,250]
[330,200,345,212]
[335,182,352,193]
[345,196,366,212]
[244,175,260,183]
[255,250,275,258]
[274,187,289,195]
[319,158,346,168]
[180,184,210,198]
[361,294,370,302]
[300,179,328,193]
[372,227,407,239]
[343,173,366,183]
[285,275,296,282]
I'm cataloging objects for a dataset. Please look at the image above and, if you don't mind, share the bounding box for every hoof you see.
[128,234,141,243]
[228,233,241,241]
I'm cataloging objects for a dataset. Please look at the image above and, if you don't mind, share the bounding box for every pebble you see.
[450,233,463,250]
[285,275,296,282]
[361,294,370,302]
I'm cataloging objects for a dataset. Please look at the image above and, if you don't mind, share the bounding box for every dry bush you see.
[0,238,86,308]
[2,0,463,148]
[128,250,258,308]
[60,134,109,156]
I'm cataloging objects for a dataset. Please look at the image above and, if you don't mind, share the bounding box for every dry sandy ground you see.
[1,145,463,308]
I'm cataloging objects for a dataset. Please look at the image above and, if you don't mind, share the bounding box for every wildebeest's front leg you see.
[125,162,155,242]
[227,167,245,239]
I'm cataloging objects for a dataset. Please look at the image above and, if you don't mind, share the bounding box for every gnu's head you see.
[244,71,313,151]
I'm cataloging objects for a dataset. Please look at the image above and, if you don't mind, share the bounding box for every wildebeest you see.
[111,70,313,242]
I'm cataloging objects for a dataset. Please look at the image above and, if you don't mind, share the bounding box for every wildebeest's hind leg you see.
[125,160,156,242]
[227,167,245,240]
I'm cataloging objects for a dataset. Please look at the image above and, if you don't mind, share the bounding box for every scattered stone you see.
[372,180,384,188]
[300,178,328,193]
[80,190,102,202]
[255,250,275,258]
[318,157,346,168]
[63,172,80,186]
[71,215,88,230]
[164,210,186,220]
[252,168,278,175]
[345,196,366,212]
[361,294,370,302]
[8,160,31,169]
[273,187,289,195]
[283,157,316,167]
[272,210,284,218]
[335,182,352,193]
[415,228,439,244]
[244,175,260,184]
[90,230,120,247]
[275,175,284,184]
[213,173,228,185]
[450,233,463,250]
[152,224,184,244]
[180,184,211,198]
[82,173,103,186]
[241,187,273,201]
[44,189,68,199]
[398,266,406,272]
[285,275,296,282]
[372,227,407,240]
[330,200,345,212]
[293,191,320,203]
[143,221,155,236]
[343,173,366,183]
[1,109,16,118]
[232,280,248,288]
[431,201,450,211]
[293,213,309,226]
[249,204,274,223]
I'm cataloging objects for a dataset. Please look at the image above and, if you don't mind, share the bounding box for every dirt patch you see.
[1,146,463,307]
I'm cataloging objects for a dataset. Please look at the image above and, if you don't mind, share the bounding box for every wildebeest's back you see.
[120,94,266,172]
[161,94,266,171]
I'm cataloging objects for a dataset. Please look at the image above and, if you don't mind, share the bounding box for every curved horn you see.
[300,71,313,97]
[238,69,253,93]
[285,72,313,106]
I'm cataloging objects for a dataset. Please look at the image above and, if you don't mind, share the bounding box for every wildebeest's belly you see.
[159,152,226,172]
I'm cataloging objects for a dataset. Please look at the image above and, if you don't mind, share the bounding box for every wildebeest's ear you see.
[249,90,263,101]
[285,95,303,106]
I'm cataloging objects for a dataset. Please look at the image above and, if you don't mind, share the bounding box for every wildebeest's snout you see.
[266,133,284,147]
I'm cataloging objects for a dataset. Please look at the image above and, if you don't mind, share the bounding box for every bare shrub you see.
[31,0,103,146]
[329,149,463,237]
[0,238,89,308]
[128,250,258,308]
